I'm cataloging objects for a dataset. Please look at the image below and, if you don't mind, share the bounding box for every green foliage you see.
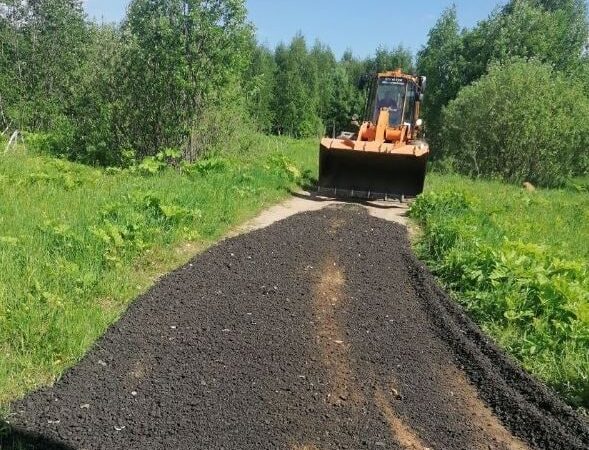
[1,0,256,163]
[460,0,588,86]
[136,148,182,175]
[260,37,415,139]
[25,125,75,159]
[410,174,589,407]
[0,0,89,131]
[67,23,126,166]
[186,157,229,176]
[417,0,589,165]
[509,0,588,68]
[272,35,323,137]
[416,7,464,152]
[440,59,589,186]
[265,154,302,182]
[245,44,277,133]
[3,0,588,176]
[120,0,253,158]
[184,82,257,159]
[0,134,316,407]
[338,50,369,121]
[1,0,427,160]
[368,45,414,73]
[310,41,338,127]
[326,66,361,134]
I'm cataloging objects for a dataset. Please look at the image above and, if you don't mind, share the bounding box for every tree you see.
[0,4,17,130]
[418,0,589,156]
[461,0,589,85]
[272,35,322,137]
[0,0,89,131]
[309,41,337,127]
[573,55,589,97]
[368,45,413,73]
[340,49,367,119]
[244,44,277,133]
[340,48,366,89]
[326,66,359,135]
[518,0,588,60]
[416,6,464,152]
[68,23,125,165]
[121,0,253,158]
[440,59,589,187]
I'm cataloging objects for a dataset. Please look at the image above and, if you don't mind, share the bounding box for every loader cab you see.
[367,75,418,127]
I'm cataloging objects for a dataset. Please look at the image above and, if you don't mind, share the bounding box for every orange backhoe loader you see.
[318,70,429,200]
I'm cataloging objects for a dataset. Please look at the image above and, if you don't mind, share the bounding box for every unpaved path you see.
[4,202,589,449]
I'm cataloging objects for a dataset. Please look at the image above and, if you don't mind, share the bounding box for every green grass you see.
[410,173,589,407]
[2,134,587,416]
[0,135,316,409]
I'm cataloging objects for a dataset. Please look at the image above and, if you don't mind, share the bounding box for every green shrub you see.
[440,59,589,187]
[265,154,302,182]
[185,157,230,176]
[25,118,76,159]
[410,180,589,407]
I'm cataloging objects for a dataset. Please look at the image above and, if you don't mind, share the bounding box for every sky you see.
[84,0,507,58]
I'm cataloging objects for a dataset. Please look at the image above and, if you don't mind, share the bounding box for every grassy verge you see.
[409,173,589,408]
[0,135,316,409]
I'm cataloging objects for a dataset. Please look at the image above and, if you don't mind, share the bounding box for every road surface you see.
[4,201,589,449]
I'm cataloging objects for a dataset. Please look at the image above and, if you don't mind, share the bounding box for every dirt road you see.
[4,202,589,449]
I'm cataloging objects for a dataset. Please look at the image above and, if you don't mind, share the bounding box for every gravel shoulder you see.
[3,204,588,449]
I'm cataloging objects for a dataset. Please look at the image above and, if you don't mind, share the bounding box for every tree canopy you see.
[1,0,587,185]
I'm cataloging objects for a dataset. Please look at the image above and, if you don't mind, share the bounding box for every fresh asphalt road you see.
[5,204,589,450]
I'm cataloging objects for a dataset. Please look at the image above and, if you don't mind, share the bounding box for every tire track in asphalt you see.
[373,386,428,450]
[312,258,362,407]
[308,255,429,450]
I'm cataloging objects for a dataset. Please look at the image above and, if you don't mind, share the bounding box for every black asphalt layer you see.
[3,205,589,450]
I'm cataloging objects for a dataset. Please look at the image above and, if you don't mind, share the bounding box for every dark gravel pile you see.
[3,205,588,450]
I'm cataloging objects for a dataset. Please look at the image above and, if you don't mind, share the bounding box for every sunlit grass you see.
[425,173,589,260]
[0,135,317,408]
[411,172,589,407]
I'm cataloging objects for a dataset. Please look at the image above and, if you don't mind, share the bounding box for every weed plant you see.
[410,173,589,407]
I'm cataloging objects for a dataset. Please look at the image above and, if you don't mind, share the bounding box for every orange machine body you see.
[318,70,429,199]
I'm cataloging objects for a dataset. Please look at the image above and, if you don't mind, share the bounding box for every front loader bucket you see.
[318,147,428,199]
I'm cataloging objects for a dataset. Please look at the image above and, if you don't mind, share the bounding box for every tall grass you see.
[0,135,316,408]
[410,173,589,407]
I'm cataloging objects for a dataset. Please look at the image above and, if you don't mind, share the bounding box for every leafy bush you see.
[417,1,588,152]
[184,157,230,176]
[440,59,589,187]
[135,148,182,175]
[25,119,75,158]
[410,182,589,407]
[265,154,302,182]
